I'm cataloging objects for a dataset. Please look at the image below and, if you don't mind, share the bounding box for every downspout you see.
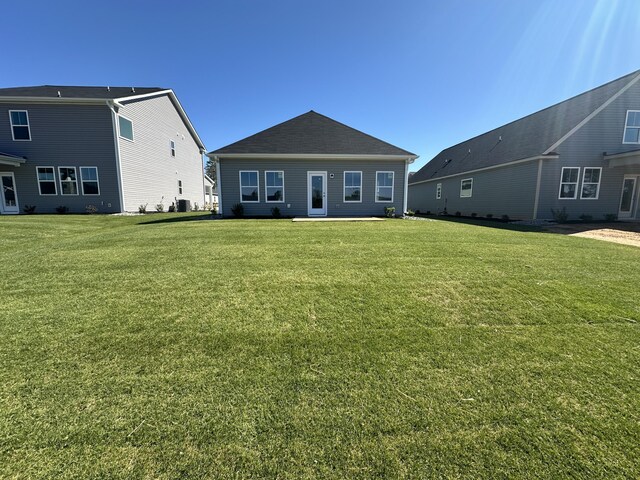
[214,155,222,216]
[107,101,126,212]
[532,158,543,220]
[403,157,414,214]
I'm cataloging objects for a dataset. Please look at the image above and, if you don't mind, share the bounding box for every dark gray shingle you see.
[0,85,166,99]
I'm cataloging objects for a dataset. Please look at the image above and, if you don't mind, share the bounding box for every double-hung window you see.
[344,171,362,202]
[559,167,580,199]
[436,183,442,199]
[623,110,640,144]
[9,110,31,141]
[239,171,259,202]
[580,167,601,199]
[59,167,78,195]
[375,171,394,202]
[460,178,473,198]
[37,167,57,195]
[265,171,284,202]
[80,167,100,195]
[118,115,134,141]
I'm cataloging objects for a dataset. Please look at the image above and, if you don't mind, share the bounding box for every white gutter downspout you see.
[403,157,416,214]
[214,156,222,216]
[107,101,126,212]
[532,158,544,220]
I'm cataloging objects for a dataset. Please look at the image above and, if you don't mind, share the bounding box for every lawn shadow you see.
[137,213,218,225]
[417,215,543,232]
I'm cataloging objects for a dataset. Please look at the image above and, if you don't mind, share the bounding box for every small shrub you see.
[604,213,617,222]
[455,211,461,217]
[471,212,477,218]
[85,204,98,214]
[193,203,199,212]
[384,206,396,218]
[578,214,593,222]
[56,205,69,214]
[23,205,36,214]
[501,214,510,222]
[485,213,493,219]
[155,203,164,213]
[231,203,245,218]
[168,202,176,213]
[271,207,281,218]
[425,210,431,215]
[405,209,415,216]
[211,206,218,215]
[415,209,421,215]
[138,203,148,214]
[550,207,569,223]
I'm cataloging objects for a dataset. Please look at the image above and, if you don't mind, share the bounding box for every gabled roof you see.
[210,111,416,157]
[410,69,640,184]
[0,85,165,100]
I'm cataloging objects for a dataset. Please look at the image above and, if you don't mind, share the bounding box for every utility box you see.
[177,199,191,212]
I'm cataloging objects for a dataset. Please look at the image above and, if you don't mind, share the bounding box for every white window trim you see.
[239,170,260,203]
[436,183,442,200]
[118,114,134,142]
[580,167,602,200]
[375,171,394,203]
[264,170,285,203]
[36,166,57,196]
[170,139,176,157]
[622,109,640,145]
[343,170,363,203]
[460,178,473,198]
[80,166,100,196]
[9,110,31,142]
[558,166,580,200]
[58,166,79,196]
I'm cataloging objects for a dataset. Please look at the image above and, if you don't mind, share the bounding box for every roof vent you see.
[131,87,135,93]
[107,86,110,91]
[498,135,502,141]
[468,148,471,154]
[57,90,61,97]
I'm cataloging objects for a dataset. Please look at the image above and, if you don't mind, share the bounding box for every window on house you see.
[36,167,57,195]
[265,171,284,202]
[436,183,442,199]
[623,110,640,144]
[9,110,31,141]
[178,180,183,195]
[344,171,362,202]
[240,171,259,202]
[580,167,602,199]
[170,140,176,157]
[375,171,394,202]
[118,115,134,141]
[58,167,78,195]
[559,167,580,199]
[460,178,473,197]
[80,167,100,195]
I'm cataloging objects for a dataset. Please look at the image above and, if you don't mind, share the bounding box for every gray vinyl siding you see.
[117,94,204,212]
[0,103,121,213]
[408,160,539,219]
[219,158,406,217]
[537,81,640,220]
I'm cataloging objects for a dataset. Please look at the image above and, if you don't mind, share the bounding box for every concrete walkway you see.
[292,217,385,222]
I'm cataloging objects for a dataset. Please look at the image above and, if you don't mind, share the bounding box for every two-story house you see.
[0,86,206,214]
[408,70,640,221]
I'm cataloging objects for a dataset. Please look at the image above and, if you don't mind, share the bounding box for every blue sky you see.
[1,0,639,169]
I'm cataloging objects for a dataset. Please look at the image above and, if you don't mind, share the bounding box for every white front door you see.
[307,171,327,216]
[618,176,638,219]
[0,173,19,214]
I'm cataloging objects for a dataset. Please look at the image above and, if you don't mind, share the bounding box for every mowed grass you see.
[1,214,639,479]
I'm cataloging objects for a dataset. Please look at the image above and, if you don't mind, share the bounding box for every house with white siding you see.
[0,85,206,214]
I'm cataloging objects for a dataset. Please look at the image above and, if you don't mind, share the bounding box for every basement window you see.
[623,110,640,144]
[559,167,580,199]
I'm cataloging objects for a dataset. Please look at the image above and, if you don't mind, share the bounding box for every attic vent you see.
[443,158,452,166]
[57,91,61,97]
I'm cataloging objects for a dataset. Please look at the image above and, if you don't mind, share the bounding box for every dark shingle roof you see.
[0,85,166,99]
[210,111,416,156]
[410,69,640,183]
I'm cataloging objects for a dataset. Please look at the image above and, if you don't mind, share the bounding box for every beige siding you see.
[117,95,204,211]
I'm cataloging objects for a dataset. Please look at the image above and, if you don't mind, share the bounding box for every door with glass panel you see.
[307,171,327,216]
[0,173,19,214]
[618,176,638,219]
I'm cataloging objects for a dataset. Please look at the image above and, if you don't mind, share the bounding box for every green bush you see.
[155,203,164,213]
[384,206,395,218]
[168,203,176,213]
[271,207,281,219]
[23,205,36,214]
[138,204,148,214]
[231,203,245,218]
[501,214,510,222]
[550,207,569,223]
[485,213,493,219]
[85,204,98,214]
[604,213,617,222]
[471,212,477,218]
[55,205,68,214]
[405,209,415,216]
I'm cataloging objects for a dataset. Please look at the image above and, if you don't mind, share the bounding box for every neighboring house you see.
[408,70,640,221]
[207,111,417,217]
[0,85,206,214]
[204,174,218,208]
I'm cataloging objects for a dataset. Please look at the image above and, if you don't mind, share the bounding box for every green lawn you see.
[1,214,639,479]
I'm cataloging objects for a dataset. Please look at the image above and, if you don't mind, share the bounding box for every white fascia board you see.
[604,150,640,160]
[208,153,418,161]
[0,156,26,167]
[116,89,206,151]
[408,154,558,186]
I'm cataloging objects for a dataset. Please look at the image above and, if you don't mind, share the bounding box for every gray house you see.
[208,111,417,217]
[0,85,206,214]
[409,70,640,221]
